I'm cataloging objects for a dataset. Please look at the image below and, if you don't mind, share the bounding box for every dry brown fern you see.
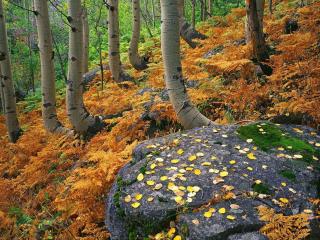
[257,205,311,240]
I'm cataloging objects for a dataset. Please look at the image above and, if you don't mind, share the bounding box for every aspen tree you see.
[34,0,69,134]
[129,0,148,70]
[161,0,212,129]
[66,0,102,134]
[0,0,21,142]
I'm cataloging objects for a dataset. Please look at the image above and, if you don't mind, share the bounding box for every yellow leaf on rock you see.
[171,159,180,164]
[131,202,140,208]
[247,152,256,160]
[230,204,240,209]
[154,183,163,190]
[196,152,204,157]
[279,198,289,204]
[192,219,200,225]
[220,171,228,177]
[146,180,155,186]
[188,155,197,161]
[173,236,182,240]
[135,193,143,200]
[194,169,202,175]
[168,227,176,237]
[160,176,168,181]
[177,149,184,155]
[229,160,236,164]
[227,215,236,220]
[218,208,226,214]
[124,195,132,202]
[201,162,211,166]
[174,196,184,204]
[137,173,144,181]
[204,211,213,218]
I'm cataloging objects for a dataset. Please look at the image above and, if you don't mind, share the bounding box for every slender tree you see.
[107,0,129,82]
[177,0,207,49]
[34,0,69,134]
[208,0,212,16]
[66,0,102,134]
[246,0,269,61]
[0,0,21,142]
[129,0,148,70]
[82,6,89,73]
[151,0,156,28]
[269,0,272,14]
[160,0,212,129]
[191,0,196,28]
[0,66,5,113]
[245,0,265,43]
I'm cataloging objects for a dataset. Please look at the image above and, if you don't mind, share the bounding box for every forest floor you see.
[0,1,320,239]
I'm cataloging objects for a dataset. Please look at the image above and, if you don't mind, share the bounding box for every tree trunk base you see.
[131,56,149,71]
[118,71,133,82]
[85,116,106,139]
[180,20,207,48]
[10,128,22,143]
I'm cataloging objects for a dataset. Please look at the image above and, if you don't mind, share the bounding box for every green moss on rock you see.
[252,183,271,194]
[279,170,296,181]
[237,122,314,152]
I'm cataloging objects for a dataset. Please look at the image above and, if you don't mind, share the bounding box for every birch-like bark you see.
[66,0,101,134]
[108,0,130,82]
[151,0,156,28]
[0,0,21,142]
[246,0,269,61]
[129,0,148,70]
[177,0,207,49]
[208,0,212,16]
[34,0,69,134]
[161,0,212,129]
[82,6,89,73]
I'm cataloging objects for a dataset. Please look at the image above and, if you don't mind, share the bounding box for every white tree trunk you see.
[67,0,101,134]
[129,0,148,70]
[0,0,21,142]
[108,0,130,82]
[34,0,69,134]
[161,0,212,129]
[82,6,89,73]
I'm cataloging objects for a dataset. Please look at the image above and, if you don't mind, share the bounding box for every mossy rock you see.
[106,122,320,239]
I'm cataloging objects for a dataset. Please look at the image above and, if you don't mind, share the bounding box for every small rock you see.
[203,45,224,59]
[284,19,299,34]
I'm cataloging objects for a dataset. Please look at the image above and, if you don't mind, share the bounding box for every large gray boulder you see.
[106,122,320,239]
